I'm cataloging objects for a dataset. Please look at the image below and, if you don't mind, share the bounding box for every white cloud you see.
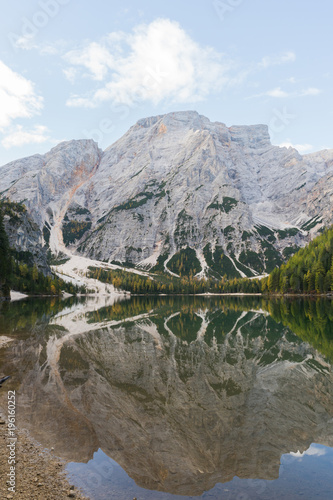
[1,125,50,149]
[266,87,289,98]
[279,141,314,153]
[300,87,321,96]
[64,18,234,107]
[63,67,77,84]
[10,32,68,56]
[304,446,327,457]
[251,86,322,99]
[65,42,116,82]
[12,33,36,51]
[259,51,296,68]
[0,60,43,129]
[38,43,63,56]
[65,94,96,108]
[290,445,327,458]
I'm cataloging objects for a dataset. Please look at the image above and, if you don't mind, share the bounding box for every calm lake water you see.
[0,295,333,499]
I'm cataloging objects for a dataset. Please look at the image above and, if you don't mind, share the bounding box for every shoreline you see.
[8,290,333,300]
[126,291,333,298]
[0,403,89,499]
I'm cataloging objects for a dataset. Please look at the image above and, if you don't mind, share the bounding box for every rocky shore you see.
[0,408,88,500]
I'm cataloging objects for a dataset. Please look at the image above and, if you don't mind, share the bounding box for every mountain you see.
[1,111,332,279]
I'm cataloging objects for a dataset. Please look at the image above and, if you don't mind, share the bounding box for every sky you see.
[0,0,332,165]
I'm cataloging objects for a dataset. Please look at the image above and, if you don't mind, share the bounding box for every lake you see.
[0,295,333,499]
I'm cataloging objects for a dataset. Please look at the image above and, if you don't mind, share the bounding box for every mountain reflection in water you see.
[0,295,332,498]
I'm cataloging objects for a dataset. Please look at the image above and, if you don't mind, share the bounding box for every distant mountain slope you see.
[1,111,332,278]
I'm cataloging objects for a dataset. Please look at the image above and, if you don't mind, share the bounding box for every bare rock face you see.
[0,111,332,276]
[2,201,50,274]
[0,140,102,255]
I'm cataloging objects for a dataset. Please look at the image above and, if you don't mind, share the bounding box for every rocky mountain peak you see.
[43,139,102,177]
[134,111,271,149]
[136,110,202,129]
[45,138,100,155]
[229,123,271,148]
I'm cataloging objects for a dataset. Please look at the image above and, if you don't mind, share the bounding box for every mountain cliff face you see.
[1,200,49,274]
[1,111,332,278]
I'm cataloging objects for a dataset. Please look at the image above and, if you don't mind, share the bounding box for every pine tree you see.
[0,208,12,299]
[263,226,333,294]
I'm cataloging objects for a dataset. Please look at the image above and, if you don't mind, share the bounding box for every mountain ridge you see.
[1,111,332,279]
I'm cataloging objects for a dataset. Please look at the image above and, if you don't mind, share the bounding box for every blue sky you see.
[0,0,332,164]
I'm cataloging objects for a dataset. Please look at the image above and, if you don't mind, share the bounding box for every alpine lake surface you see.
[0,294,333,500]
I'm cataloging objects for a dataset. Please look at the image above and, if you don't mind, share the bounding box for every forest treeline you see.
[88,266,262,295]
[90,227,333,296]
[261,226,333,294]
[10,259,86,296]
